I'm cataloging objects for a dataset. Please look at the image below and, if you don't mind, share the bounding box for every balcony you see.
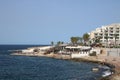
[110,27,113,29]
[109,31,113,33]
[116,31,119,33]
[99,33,103,36]
[116,27,119,29]
[94,33,98,36]
[109,34,113,36]
[109,37,113,39]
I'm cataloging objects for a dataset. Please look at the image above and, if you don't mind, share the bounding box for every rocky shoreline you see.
[11,51,120,80]
[73,56,120,80]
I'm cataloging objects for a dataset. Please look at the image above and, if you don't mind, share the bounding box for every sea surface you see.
[0,45,108,80]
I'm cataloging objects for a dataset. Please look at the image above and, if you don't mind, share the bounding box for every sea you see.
[0,45,109,80]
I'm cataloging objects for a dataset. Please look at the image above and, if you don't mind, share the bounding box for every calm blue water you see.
[0,45,105,80]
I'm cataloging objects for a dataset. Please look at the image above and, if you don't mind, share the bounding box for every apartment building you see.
[89,23,120,46]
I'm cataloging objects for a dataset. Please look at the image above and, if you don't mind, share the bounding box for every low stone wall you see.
[71,52,89,58]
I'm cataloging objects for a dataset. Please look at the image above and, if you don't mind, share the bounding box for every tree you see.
[51,41,54,46]
[57,41,64,46]
[83,33,90,45]
[70,37,79,45]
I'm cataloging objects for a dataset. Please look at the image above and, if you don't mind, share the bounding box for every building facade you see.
[89,23,120,46]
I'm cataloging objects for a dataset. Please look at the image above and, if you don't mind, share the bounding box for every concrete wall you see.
[107,48,120,57]
[71,52,89,58]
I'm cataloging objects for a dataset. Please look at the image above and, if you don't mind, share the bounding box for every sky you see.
[0,0,120,45]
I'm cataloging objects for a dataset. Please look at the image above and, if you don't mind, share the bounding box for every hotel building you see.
[89,23,120,46]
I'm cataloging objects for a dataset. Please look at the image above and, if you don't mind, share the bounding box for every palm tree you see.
[70,37,79,45]
[57,41,64,46]
[83,33,90,45]
[51,41,54,46]
[57,41,61,46]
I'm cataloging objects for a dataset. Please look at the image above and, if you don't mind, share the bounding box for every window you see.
[110,37,113,39]
[116,28,119,30]
[110,28,113,29]
[95,33,98,35]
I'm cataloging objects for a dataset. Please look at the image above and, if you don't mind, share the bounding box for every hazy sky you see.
[0,0,120,44]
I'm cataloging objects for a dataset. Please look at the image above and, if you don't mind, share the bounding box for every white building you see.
[64,46,100,58]
[89,23,120,46]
